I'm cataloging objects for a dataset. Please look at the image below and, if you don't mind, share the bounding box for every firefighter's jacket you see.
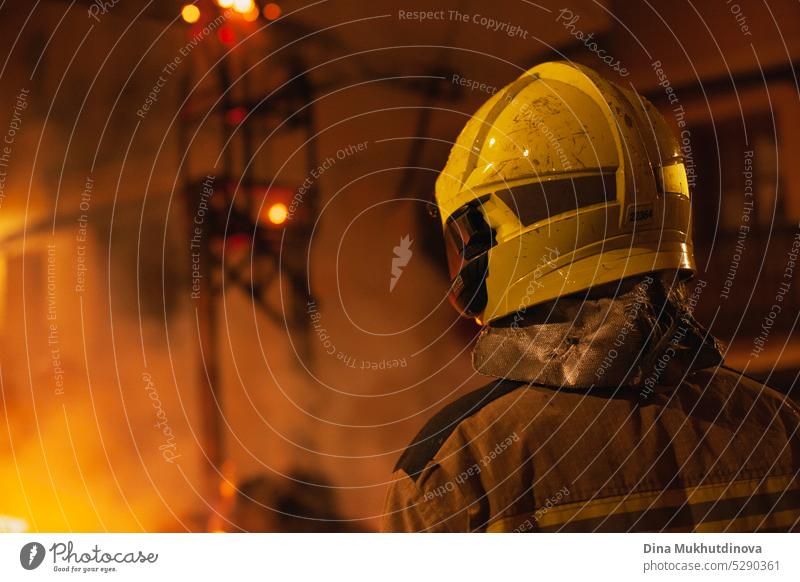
[382,285,800,532]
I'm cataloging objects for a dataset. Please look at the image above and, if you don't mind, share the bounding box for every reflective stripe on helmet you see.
[494,172,617,227]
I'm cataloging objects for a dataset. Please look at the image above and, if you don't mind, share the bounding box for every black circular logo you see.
[19,542,45,570]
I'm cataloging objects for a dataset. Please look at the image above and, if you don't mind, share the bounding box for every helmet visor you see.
[443,201,495,317]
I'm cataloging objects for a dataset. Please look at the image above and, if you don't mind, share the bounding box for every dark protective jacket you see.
[382,368,800,532]
[382,280,800,532]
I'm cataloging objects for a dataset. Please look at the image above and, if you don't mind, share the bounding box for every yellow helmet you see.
[435,61,694,324]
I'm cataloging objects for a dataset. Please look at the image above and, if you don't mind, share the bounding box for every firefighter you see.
[382,61,800,532]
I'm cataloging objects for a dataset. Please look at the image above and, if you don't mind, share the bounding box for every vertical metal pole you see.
[180,36,228,528]
[196,225,225,521]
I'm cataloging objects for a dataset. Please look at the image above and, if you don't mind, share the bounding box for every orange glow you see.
[219,478,237,499]
[219,459,238,500]
[265,202,288,225]
[181,4,200,23]
[216,0,235,7]
[232,0,254,13]
[242,6,259,21]
[263,3,281,20]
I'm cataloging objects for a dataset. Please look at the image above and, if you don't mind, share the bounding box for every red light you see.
[225,234,251,254]
[225,107,247,125]
[217,26,236,45]
[263,3,281,20]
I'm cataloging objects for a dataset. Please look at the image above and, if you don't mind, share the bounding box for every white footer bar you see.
[1,533,797,581]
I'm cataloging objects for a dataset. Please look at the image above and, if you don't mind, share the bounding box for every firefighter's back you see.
[383,367,800,532]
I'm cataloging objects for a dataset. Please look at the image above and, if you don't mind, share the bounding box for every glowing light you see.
[181,4,200,23]
[224,234,251,256]
[523,148,529,157]
[233,0,254,13]
[225,107,247,125]
[0,515,29,533]
[266,202,288,225]
[263,3,281,19]
[217,0,235,7]
[242,6,259,21]
[488,137,496,147]
[219,479,237,499]
[218,26,236,45]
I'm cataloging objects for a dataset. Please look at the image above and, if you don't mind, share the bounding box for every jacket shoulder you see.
[694,365,798,409]
[704,365,781,391]
[394,378,525,480]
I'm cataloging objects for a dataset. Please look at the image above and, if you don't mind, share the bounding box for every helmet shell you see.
[436,61,694,324]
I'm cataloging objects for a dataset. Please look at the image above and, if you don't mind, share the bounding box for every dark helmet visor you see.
[443,199,495,317]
